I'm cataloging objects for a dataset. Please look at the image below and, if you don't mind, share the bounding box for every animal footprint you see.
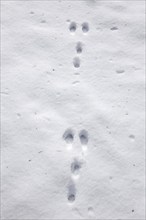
[71,158,82,178]
[73,57,80,68]
[79,129,88,152]
[82,22,89,33]
[67,179,76,203]
[76,42,83,54]
[63,128,74,150]
[69,22,77,33]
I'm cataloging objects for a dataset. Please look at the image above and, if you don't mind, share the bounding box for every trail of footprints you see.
[62,22,92,215]
[61,20,133,216]
[63,129,89,203]
[69,21,89,69]
[62,22,90,205]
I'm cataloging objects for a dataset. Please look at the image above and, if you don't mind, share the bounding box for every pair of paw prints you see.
[63,128,88,151]
[69,22,89,33]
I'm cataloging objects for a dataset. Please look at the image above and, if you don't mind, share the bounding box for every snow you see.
[1,0,145,219]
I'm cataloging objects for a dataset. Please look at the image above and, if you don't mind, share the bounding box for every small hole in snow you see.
[111,26,118,30]
[116,69,125,74]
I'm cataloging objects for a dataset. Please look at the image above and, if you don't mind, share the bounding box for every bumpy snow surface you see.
[1,0,145,219]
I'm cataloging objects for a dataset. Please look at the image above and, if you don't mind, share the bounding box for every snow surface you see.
[1,0,145,219]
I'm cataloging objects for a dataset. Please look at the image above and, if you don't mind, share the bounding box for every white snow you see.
[1,0,145,219]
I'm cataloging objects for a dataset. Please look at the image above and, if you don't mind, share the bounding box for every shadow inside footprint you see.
[63,129,74,144]
[79,130,88,145]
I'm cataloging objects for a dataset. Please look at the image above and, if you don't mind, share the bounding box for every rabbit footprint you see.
[79,129,88,152]
[67,179,76,203]
[63,128,74,150]
[71,158,82,178]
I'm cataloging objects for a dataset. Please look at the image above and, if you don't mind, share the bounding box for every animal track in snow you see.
[76,42,83,54]
[63,128,74,150]
[69,22,77,33]
[71,158,82,177]
[79,130,89,152]
[79,129,88,143]
[82,22,89,33]
[64,129,89,203]
[69,21,89,69]
[67,180,76,203]
[73,57,80,68]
